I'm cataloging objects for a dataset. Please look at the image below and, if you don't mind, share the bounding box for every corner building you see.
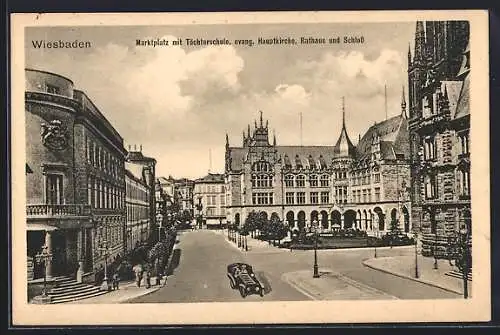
[407,21,471,256]
[225,107,412,235]
[26,69,126,282]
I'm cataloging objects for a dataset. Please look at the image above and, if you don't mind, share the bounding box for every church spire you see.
[247,124,251,137]
[273,129,277,146]
[259,110,263,127]
[408,43,412,67]
[342,96,346,129]
[414,21,426,62]
[225,133,229,148]
[401,85,407,118]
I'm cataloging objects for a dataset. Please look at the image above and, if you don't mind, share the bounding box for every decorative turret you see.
[333,97,356,158]
[225,133,229,149]
[251,110,270,147]
[425,21,435,62]
[408,43,412,67]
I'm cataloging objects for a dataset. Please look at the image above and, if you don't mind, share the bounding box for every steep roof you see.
[195,173,224,183]
[227,146,336,172]
[126,150,156,163]
[356,115,409,161]
[453,73,470,119]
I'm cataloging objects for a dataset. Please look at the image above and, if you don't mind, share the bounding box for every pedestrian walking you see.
[145,270,151,289]
[161,273,168,287]
[156,271,162,286]
[112,271,120,290]
[133,264,143,288]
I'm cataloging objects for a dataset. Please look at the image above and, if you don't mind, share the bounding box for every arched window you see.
[296,175,305,187]
[285,174,294,187]
[309,175,318,187]
[424,174,437,199]
[252,161,271,173]
[320,174,329,187]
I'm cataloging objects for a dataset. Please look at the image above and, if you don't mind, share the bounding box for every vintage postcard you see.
[10,10,490,325]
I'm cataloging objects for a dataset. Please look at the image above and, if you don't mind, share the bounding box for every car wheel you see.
[239,287,247,298]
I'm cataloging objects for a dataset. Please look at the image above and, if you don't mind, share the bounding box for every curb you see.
[281,273,318,301]
[119,286,161,303]
[362,259,463,295]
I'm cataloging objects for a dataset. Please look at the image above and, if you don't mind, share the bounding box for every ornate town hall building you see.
[407,21,471,256]
[225,101,412,236]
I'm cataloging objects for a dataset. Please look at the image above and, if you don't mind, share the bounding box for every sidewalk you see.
[282,268,397,300]
[363,255,470,296]
[213,229,286,253]
[68,278,162,304]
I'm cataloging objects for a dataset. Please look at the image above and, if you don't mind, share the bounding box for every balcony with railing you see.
[27,204,91,219]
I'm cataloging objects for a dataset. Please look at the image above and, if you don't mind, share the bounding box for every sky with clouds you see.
[25,22,416,179]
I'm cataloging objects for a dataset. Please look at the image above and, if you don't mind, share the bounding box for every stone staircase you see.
[445,270,472,282]
[47,276,107,304]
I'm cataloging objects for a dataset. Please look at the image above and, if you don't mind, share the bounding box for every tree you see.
[254,211,269,239]
[243,212,256,237]
[268,213,287,246]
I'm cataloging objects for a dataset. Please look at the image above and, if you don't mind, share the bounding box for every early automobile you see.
[226,263,265,298]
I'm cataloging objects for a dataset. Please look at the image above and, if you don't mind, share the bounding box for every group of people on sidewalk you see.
[133,264,168,289]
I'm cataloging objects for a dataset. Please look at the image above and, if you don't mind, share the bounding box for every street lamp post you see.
[414,230,419,278]
[33,244,53,303]
[374,216,378,258]
[458,227,470,299]
[434,231,439,270]
[313,220,320,278]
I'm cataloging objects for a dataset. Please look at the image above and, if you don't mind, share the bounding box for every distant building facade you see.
[125,150,154,250]
[26,68,126,281]
[407,21,471,256]
[193,173,226,228]
[126,146,157,240]
[225,107,411,235]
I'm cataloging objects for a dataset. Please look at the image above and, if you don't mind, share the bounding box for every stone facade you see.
[125,167,150,251]
[407,21,471,257]
[26,68,126,281]
[225,106,412,235]
[193,173,226,227]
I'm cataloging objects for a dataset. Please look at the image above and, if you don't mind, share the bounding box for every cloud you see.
[274,84,311,106]
[26,35,407,179]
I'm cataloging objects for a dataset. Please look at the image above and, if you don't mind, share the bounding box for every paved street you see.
[129,230,460,303]
[130,230,308,303]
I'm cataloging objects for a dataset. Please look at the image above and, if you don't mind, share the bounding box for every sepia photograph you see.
[10,10,490,325]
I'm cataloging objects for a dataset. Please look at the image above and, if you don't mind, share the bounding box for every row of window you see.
[352,172,380,186]
[204,194,226,206]
[285,175,330,188]
[251,174,273,188]
[85,136,122,180]
[205,206,226,217]
[87,176,125,209]
[252,192,274,205]
[352,188,381,203]
[334,186,348,203]
[422,132,470,161]
[126,180,149,203]
[285,192,330,205]
[126,203,150,222]
[423,170,470,200]
[195,185,225,194]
